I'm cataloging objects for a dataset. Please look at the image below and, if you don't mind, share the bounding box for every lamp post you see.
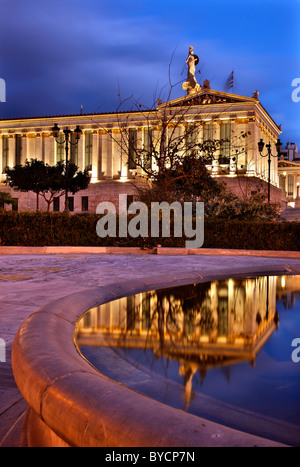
[258,138,282,202]
[51,123,82,211]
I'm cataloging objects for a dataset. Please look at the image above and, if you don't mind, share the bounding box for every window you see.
[68,196,74,212]
[81,196,89,212]
[53,197,60,212]
[185,123,197,155]
[2,136,8,173]
[219,123,231,164]
[128,129,137,170]
[143,128,152,171]
[56,133,65,163]
[85,131,92,171]
[12,198,18,212]
[70,133,78,165]
[15,135,22,165]
[203,123,213,142]
[288,175,294,196]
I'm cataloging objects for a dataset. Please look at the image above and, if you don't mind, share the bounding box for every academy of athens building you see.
[0,86,282,213]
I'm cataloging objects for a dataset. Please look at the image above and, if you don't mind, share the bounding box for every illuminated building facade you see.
[77,276,278,359]
[278,142,300,208]
[0,87,282,212]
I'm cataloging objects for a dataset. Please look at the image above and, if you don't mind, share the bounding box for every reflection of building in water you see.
[276,275,300,310]
[77,276,280,410]
[78,276,278,361]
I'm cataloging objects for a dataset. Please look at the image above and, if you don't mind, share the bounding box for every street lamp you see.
[257,138,282,202]
[51,123,82,211]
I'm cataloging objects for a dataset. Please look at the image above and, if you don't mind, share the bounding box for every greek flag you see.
[225,70,234,92]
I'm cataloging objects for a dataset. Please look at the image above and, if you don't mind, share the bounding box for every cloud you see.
[0,0,299,144]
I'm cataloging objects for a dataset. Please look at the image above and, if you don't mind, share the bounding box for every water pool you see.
[77,275,300,446]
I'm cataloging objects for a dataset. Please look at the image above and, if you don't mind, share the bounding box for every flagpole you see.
[232,68,234,94]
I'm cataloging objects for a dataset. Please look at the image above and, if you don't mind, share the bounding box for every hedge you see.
[0,211,299,251]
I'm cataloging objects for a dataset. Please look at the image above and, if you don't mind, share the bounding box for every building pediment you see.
[159,89,258,109]
[278,160,300,168]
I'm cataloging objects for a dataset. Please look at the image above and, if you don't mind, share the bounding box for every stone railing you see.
[12,277,285,447]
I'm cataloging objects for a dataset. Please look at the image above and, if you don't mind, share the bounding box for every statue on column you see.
[182,46,201,95]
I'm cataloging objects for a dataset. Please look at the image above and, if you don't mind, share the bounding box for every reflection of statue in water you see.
[182,46,201,95]
[179,362,198,410]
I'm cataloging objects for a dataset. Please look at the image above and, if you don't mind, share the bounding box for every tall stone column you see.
[247,120,256,175]
[26,134,35,161]
[36,133,43,161]
[99,130,113,178]
[43,133,51,165]
[48,134,55,166]
[91,130,99,181]
[271,140,279,186]
[151,127,160,175]
[8,135,15,168]
[211,122,219,175]
[77,135,84,171]
[113,129,122,178]
[133,127,143,176]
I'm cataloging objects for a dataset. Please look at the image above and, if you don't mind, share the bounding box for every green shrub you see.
[0,212,299,251]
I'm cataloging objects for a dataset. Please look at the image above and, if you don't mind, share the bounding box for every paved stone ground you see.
[1,252,300,447]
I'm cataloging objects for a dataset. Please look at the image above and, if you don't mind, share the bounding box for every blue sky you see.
[0,0,299,146]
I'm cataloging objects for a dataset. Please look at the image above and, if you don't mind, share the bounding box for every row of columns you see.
[78,277,277,340]
[0,119,279,185]
[279,173,300,199]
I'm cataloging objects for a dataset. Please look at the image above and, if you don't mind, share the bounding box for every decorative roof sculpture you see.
[182,46,201,95]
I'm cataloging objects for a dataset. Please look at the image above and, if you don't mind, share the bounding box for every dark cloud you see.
[0,0,299,144]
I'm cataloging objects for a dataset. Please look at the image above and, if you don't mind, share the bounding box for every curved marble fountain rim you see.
[11,270,289,447]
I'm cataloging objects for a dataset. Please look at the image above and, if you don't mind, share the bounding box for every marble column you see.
[35,133,43,161]
[113,129,122,178]
[43,133,51,165]
[91,131,99,181]
[8,135,15,168]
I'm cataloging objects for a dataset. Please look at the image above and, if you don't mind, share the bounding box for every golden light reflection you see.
[75,276,291,409]
[77,277,279,348]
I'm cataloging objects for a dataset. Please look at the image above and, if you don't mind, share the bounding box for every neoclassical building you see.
[0,84,282,213]
[278,142,300,208]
